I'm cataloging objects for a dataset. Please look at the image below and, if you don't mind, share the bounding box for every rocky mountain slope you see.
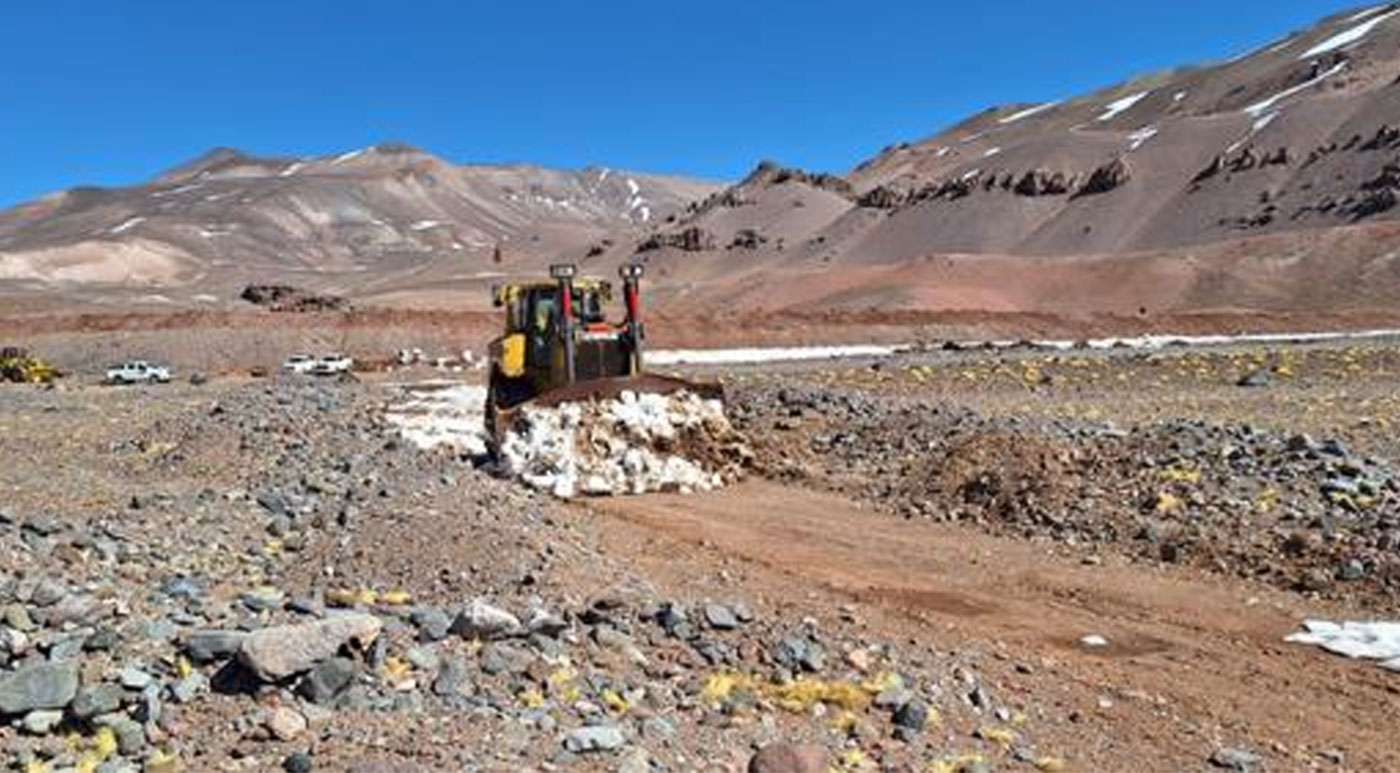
[598,4,1400,320]
[0,146,715,310]
[8,5,1400,325]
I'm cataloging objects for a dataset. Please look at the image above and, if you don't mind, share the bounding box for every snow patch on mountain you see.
[1098,91,1150,122]
[1299,8,1400,59]
[1243,61,1347,117]
[998,102,1058,124]
[1127,126,1159,151]
[109,217,145,235]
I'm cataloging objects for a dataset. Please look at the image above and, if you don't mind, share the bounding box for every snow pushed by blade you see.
[499,390,751,499]
[1286,620,1400,671]
[384,383,490,457]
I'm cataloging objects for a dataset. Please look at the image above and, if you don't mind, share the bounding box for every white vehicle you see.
[281,354,317,374]
[311,353,353,375]
[106,361,171,385]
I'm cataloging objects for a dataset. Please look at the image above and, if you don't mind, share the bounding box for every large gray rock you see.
[450,599,520,640]
[748,743,829,773]
[0,660,79,714]
[562,724,626,752]
[71,683,125,719]
[185,629,247,663]
[238,614,381,682]
[296,657,357,704]
[703,603,740,630]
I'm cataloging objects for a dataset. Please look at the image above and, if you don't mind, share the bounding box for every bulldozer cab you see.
[495,278,617,390]
[484,263,721,446]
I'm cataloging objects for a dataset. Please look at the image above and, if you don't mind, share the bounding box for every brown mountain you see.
[7,5,1400,328]
[597,4,1400,322]
[0,145,716,312]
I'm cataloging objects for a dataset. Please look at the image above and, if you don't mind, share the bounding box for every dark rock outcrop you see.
[636,226,716,253]
[855,185,905,210]
[239,285,351,313]
[1074,158,1131,198]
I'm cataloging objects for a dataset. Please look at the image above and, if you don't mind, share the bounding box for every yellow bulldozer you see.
[0,347,59,384]
[485,263,720,445]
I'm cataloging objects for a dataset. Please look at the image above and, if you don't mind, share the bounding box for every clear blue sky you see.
[0,0,1369,207]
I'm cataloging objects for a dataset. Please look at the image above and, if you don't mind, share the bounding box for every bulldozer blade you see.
[488,374,723,447]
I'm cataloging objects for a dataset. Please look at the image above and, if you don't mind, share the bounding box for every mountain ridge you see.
[6,4,1400,322]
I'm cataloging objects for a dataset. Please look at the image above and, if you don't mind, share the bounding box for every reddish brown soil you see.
[584,481,1400,771]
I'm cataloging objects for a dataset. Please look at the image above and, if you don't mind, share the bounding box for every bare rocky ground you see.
[1,340,1399,771]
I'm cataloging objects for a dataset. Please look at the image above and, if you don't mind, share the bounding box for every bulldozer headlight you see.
[619,263,644,279]
[549,263,577,279]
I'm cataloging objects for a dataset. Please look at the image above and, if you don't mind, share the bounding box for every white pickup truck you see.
[311,353,353,376]
[106,361,171,385]
[281,354,317,375]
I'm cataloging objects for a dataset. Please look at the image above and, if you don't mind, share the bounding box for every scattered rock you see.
[238,614,382,681]
[748,742,829,773]
[410,607,453,642]
[562,724,626,753]
[450,599,521,640]
[185,630,248,663]
[71,683,125,719]
[704,603,740,630]
[20,708,63,734]
[296,657,357,704]
[1210,747,1263,771]
[0,660,79,714]
[267,705,309,741]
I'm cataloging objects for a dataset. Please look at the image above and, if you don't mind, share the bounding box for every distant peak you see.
[157,146,279,183]
[370,141,424,155]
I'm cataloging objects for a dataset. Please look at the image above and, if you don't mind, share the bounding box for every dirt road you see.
[585,480,1397,770]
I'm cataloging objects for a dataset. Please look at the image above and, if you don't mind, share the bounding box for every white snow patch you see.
[1346,5,1387,23]
[598,168,611,182]
[1080,635,1109,648]
[997,102,1058,124]
[1243,61,1347,117]
[1127,126,1159,151]
[1286,620,1400,671]
[108,217,145,235]
[499,390,744,499]
[1028,327,1400,351]
[1299,8,1400,59]
[1252,111,1280,132]
[960,168,981,181]
[410,220,442,231]
[1097,91,1150,122]
[935,147,952,158]
[385,383,491,457]
[649,344,909,366]
[983,147,1002,157]
[331,149,365,164]
[279,162,306,177]
[644,329,1400,369]
[152,183,203,198]
[626,177,639,196]
[1173,91,1188,102]
[191,293,218,303]
[637,205,651,223]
